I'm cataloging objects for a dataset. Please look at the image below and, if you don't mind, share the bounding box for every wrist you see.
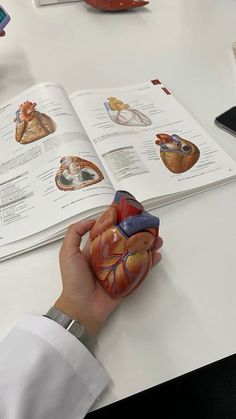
[54,295,102,336]
[44,306,96,354]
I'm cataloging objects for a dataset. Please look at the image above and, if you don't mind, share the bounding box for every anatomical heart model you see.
[90,190,160,298]
[14,101,56,144]
[85,0,149,11]
[155,133,200,174]
[104,97,152,127]
[55,155,104,191]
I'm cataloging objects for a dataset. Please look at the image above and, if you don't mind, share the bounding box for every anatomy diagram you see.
[14,101,56,144]
[155,133,200,174]
[104,97,152,127]
[55,155,104,191]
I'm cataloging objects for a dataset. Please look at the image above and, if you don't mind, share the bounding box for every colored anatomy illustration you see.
[104,97,152,127]
[55,155,104,191]
[90,190,159,298]
[14,101,56,144]
[85,0,149,11]
[155,133,200,174]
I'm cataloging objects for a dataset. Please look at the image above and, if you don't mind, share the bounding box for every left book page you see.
[0,82,114,245]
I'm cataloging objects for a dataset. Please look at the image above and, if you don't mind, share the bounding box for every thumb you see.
[60,220,96,257]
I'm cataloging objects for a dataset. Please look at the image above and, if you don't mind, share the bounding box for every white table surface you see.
[0,0,236,411]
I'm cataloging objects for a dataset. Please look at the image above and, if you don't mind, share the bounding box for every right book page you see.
[70,80,236,206]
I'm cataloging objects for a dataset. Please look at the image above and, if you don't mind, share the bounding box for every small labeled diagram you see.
[55,155,104,191]
[14,101,56,144]
[104,97,152,127]
[155,133,200,174]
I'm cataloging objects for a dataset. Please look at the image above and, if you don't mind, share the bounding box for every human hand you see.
[0,31,5,37]
[54,220,163,335]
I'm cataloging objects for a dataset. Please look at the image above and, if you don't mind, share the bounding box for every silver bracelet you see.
[44,306,95,354]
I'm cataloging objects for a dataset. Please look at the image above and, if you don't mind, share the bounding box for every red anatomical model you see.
[90,191,160,298]
[85,0,149,11]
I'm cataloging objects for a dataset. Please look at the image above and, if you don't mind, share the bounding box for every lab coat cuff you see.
[17,313,109,404]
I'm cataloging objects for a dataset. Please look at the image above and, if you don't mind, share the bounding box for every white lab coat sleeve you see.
[0,313,110,419]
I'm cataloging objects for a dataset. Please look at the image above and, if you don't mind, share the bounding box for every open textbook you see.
[0,78,236,261]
